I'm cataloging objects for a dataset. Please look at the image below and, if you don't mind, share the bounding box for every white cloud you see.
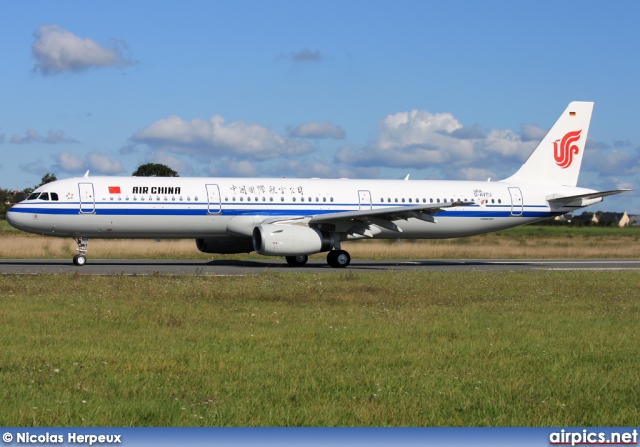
[334,108,547,180]
[460,167,497,181]
[51,151,124,175]
[54,151,85,172]
[10,128,78,144]
[335,109,476,169]
[132,114,313,160]
[32,25,132,75]
[520,124,547,142]
[265,160,336,178]
[208,160,259,177]
[87,152,124,175]
[290,121,346,139]
[584,148,640,176]
[482,129,535,158]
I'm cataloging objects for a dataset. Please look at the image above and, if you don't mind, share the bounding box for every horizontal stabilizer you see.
[547,189,631,204]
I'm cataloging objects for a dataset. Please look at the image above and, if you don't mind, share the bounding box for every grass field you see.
[1,271,638,426]
[1,220,640,260]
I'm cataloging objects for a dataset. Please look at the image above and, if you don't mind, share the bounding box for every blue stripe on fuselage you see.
[8,202,556,219]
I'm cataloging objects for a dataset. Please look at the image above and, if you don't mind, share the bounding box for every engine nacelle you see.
[252,224,333,256]
[195,238,255,254]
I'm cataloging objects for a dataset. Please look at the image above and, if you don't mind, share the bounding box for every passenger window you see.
[330,198,333,202]
[281,197,285,202]
[292,197,296,202]
[323,197,326,202]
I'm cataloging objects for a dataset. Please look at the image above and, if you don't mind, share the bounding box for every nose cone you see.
[5,207,25,229]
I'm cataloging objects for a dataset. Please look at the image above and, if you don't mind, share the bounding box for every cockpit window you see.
[40,192,50,201]
[27,193,40,200]
[51,193,59,201]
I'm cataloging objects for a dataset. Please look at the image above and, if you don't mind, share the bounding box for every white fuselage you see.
[6,176,598,240]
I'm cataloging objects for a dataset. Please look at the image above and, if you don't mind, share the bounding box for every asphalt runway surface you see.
[1,258,639,275]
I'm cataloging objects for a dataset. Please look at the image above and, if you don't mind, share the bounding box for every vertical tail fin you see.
[502,101,593,186]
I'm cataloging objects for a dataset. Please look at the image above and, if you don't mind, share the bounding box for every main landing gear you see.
[284,250,351,268]
[327,249,350,268]
[73,237,89,266]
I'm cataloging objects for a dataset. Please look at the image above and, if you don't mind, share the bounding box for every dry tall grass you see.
[1,233,638,259]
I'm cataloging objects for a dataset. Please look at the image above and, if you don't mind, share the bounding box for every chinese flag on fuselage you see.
[108,186,121,194]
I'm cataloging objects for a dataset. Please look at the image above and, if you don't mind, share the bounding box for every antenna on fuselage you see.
[404,174,410,181]
[84,170,90,177]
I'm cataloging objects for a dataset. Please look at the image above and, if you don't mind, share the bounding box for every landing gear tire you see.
[285,255,308,267]
[73,237,89,266]
[327,250,350,268]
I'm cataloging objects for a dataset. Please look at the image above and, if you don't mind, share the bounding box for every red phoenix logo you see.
[553,130,582,169]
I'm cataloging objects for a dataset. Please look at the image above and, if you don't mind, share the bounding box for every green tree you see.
[24,173,58,195]
[132,163,179,177]
[0,188,12,219]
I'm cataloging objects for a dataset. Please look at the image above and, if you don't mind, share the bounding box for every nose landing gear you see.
[73,237,89,266]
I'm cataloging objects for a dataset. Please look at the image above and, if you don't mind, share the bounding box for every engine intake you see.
[252,224,332,256]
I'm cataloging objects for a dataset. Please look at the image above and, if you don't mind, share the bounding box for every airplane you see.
[6,101,630,268]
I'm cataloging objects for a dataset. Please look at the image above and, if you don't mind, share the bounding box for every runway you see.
[1,258,639,275]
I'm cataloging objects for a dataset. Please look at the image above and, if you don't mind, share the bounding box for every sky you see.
[1,0,638,213]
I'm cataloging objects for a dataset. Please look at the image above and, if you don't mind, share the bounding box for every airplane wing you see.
[305,200,474,236]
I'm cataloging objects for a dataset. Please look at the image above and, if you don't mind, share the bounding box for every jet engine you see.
[252,224,333,256]
[195,238,255,254]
